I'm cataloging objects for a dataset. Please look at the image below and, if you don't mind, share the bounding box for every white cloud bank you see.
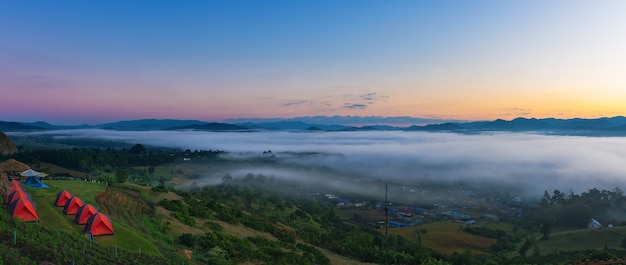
[14,129,626,197]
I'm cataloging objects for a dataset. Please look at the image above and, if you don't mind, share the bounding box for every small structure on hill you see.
[85,212,114,236]
[464,220,477,225]
[7,185,23,200]
[75,204,98,224]
[588,218,602,229]
[0,159,30,179]
[10,180,21,187]
[9,197,39,222]
[6,190,30,205]
[25,176,49,188]
[63,197,84,215]
[21,169,48,178]
[483,214,500,222]
[55,190,73,207]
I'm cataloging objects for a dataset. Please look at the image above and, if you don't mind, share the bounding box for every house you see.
[464,220,477,225]
[388,221,407,228]
[588,218,601,229]
[483,214,500,222]
[412,207,428,214]
[442,210,473,220]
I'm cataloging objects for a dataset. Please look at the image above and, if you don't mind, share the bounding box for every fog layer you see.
[13,130,626,197]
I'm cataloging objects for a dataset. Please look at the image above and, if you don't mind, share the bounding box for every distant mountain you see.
[461,117,550,131]
[166,122,249,131]
[0,121,47,131]
[25,121,92,130]
[406,116,626,136]
[341,125,399,131]
[97,119,206,131]
[407,122,464,131]
[5,116,626,135]
[223,115,463,126]
[236,121,351,131]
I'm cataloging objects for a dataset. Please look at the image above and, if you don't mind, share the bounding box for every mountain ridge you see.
[3,116,626,136]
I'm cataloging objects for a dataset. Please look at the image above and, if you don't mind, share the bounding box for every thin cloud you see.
[343,103,367,109]
[342,92,389,108]
[500,107,533,117]
[283,100,315,106]
[359,92,388,103]
[282,99,334,111]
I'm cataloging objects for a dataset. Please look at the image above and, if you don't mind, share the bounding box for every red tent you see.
[10,180,22,187]
[63,197,84,215]
[54,190,73,207]
[5,186,24,203]
[6,190,30,205]
[74,204,98,224]
[9,197,39,221]
[84,212,114,236]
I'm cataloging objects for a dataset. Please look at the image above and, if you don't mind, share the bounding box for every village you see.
[313,182,525,230]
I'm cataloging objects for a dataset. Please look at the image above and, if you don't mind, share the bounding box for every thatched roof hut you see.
[0,171,10,199]
[0,159,30,172]
[0,131,17,155]
[0,159,31,180]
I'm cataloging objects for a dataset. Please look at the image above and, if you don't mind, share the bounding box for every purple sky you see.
[2,1,626,125]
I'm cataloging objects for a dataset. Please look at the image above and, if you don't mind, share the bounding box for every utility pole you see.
[385,183,389,239]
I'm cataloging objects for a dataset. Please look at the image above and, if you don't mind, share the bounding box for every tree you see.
[540,190,551,208]
[559,204,593,227]
[158,175,165,187]
[115,169,129,183]
[129,144,146,154]
[518,236,535,259]
[222,173,232,182]
[540,221,551,240]
[420,258,452,265]
[551,189,565,206]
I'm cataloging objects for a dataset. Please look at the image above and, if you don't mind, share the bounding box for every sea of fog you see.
[11,129,626,198]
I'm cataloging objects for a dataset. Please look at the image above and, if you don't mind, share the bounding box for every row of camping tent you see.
[5,180,39,221]
[55,190,114,236]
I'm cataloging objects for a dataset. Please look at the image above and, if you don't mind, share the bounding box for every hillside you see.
[3,177,374,264]
[0,171,169,264]
[6,148,626,264]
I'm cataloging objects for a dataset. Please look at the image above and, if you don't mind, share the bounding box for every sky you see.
[1,0,626,125]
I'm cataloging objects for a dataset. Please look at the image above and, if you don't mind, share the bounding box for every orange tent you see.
[55,190,72,207]
[9,197,39,222]
[6,190,30,205]
[10,180,22,187]
[5,186,23,204]
[84,212,114,236]
[63,197,84,215]
[75,204,98,224]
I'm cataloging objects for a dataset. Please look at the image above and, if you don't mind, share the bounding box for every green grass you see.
[384,221,496,255]
[536,226,626,253]
[98,220,162,256]
[39,179,107,206]
[481,221,517,234]
[22,180,163,257]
